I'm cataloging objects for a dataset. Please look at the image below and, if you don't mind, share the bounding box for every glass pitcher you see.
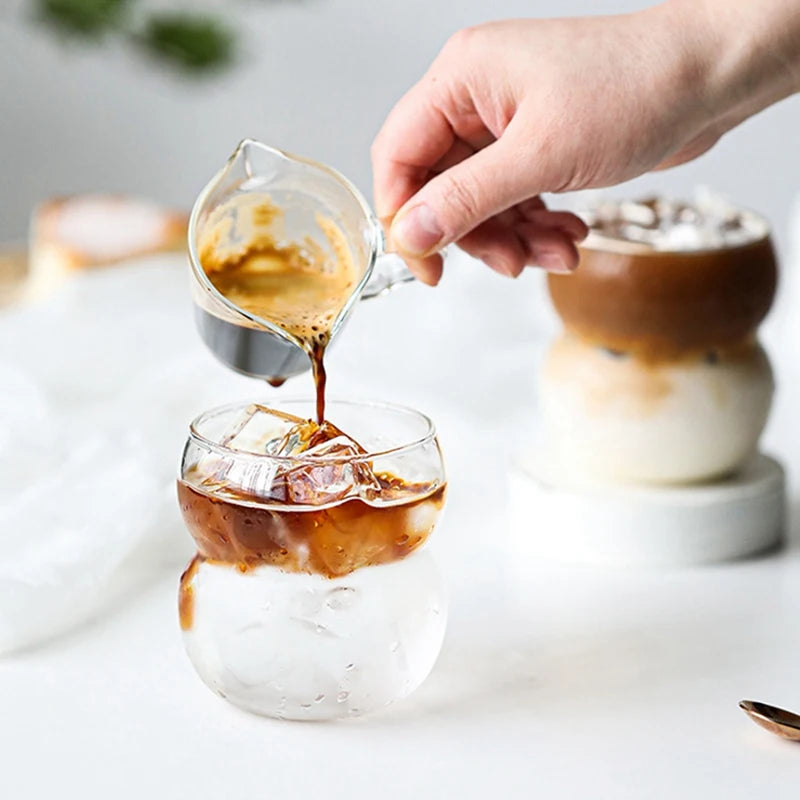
[188,139,414,383]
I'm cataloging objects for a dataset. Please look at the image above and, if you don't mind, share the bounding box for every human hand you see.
[371,1,799,285]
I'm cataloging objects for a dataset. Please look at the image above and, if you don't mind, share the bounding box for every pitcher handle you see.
[361,252,417,299]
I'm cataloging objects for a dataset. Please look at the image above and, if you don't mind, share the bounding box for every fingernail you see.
[537,251,572,274]
[569,224,590,243]
[391,204,444,256]
[484,254,516,278]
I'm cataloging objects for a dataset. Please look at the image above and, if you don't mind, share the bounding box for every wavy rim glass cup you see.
[177,398,448,721]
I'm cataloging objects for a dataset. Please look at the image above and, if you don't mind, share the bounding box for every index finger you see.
[370,78,456,220]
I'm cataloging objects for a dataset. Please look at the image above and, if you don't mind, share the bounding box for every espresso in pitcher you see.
[198,198,358,423]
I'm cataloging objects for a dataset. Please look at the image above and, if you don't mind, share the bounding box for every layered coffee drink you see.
[542,191,776,483]
[178,407,444,590]
[177,400,447,720]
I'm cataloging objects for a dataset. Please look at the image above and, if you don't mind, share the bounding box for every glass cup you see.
[177,399,447,720]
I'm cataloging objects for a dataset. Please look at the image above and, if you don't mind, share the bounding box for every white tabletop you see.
[2,254,799,798]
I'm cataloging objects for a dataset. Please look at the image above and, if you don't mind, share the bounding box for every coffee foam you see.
[197,196,359,345]
[582,188,769,253]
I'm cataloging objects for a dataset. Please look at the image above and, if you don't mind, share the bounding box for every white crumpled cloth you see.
[0,255,253,654]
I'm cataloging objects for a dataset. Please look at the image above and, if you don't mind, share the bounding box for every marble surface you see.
[2,249,800,798]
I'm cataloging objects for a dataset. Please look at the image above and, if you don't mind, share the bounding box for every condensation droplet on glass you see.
[390,641,400,652]
[337,691,350,703]
[314,693,325,703]
[300,703,311,710]
[326,586,356,611]
[345,663,355,671]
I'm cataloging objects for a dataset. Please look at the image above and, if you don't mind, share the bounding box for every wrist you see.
[656,0,800,123]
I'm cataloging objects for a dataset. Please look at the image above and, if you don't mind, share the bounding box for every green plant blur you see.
[35,0,242,73]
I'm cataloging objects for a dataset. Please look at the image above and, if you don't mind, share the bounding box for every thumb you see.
[389,133,539,257]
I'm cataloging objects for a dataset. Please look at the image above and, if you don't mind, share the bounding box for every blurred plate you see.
[0,245,28,308]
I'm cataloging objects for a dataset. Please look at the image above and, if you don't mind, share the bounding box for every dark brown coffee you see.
[177,468,445,629]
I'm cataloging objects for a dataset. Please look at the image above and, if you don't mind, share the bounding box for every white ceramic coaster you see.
[508,452,785,567]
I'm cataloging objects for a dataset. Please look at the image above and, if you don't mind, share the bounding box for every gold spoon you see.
[740,700,800,742]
